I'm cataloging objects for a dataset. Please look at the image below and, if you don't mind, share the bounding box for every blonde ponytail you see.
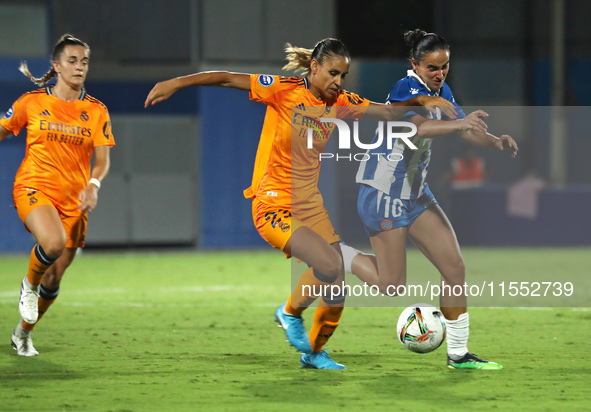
[19,61,56,86]
[282,39,351,78]
[283,43,314,77]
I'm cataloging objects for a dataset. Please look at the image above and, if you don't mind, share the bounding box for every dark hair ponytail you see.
[311,38,350,64]
[284,38,350,77]
[403,29,449,63]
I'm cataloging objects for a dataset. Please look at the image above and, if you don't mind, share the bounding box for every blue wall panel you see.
[86,81,198,115]
[0,138,34,252]
[198,87,268,248]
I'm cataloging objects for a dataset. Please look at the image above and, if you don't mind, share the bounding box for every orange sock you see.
[22,284,59,331]
[285,267,336,316]
[309,304,344,352]
[26,244,57,286]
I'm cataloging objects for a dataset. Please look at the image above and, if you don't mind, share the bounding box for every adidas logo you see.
[39,110,51,116]
[295,103,306,111]
[410,88,419,95]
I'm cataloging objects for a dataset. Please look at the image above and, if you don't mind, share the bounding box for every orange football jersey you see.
[244,74,369,213]
[1,88,115,214]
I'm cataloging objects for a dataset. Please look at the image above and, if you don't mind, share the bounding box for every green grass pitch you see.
[1,248,590,411]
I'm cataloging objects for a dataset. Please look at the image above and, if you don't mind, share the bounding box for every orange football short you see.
[13,187,88,248]
[252,197,340,257]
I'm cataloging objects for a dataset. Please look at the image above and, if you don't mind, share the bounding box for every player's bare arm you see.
[78,145,111,212]
[364,95,457,121]
[0,124,12,143]
[145,72,251,107]
[462,129,519,157]
[411,109,489,138]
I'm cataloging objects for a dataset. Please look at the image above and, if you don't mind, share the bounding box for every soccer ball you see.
[396,303,446,353]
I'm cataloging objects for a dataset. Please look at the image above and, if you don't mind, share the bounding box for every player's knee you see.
[377,281,395,296]
[313,267,339,284]
[314,255,343,283]
[451,256,466,277]
[442,256,466,285]
[41,235,66,259]
[375,271,405,296]
[326,256,344,280]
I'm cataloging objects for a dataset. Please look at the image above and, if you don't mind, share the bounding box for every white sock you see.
[23,276,39,291]
[14,322,30,337]
[340,242,363,274]
[445,312,469,359]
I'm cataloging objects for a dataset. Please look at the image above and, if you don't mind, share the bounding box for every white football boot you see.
[19,276,39,325]
[11,329,39,357]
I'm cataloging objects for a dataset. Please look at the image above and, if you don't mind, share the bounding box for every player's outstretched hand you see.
[468,109,489,119]
[495,135,519,157]
[144,78,180,108]
[418,95,457,119]
[458,110,489,133]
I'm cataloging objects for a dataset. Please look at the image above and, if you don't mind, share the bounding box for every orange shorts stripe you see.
[252,198,340,256]
[13,188,88,248]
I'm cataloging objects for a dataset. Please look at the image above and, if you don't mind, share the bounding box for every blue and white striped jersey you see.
[356,70,465,199]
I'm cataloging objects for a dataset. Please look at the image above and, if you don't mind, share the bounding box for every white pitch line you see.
[0,300,278,308]
[0,284,284,298]
[0,284,588,311]
[0,298,588,311]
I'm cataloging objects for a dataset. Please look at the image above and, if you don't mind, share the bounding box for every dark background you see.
[1,0,589,251]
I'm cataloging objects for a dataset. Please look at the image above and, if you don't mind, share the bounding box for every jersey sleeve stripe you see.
[83,95,109,111]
